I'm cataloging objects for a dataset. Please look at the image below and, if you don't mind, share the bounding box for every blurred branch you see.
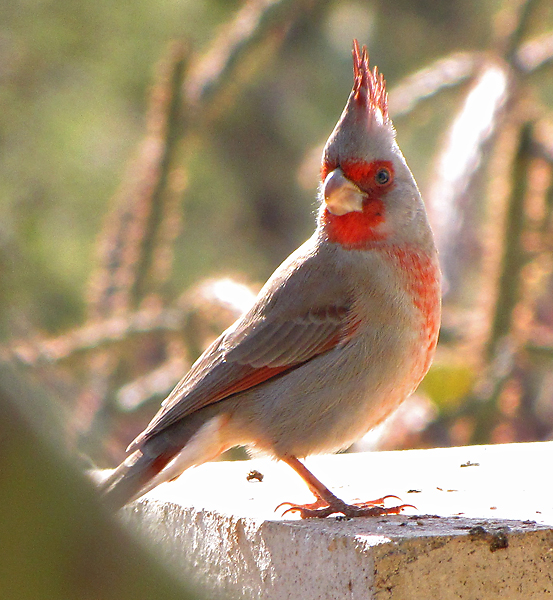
[469,337,517,444]
[184,0,313,115]
[515,30,553,72]
[428,61,511,288]
[88,44,189,319]
[527,342,553,359]
[114,277,256,411]
[531,118,553,162]
[389,52,482,118]
[116,354,189,412]
[5,307,185,367]
[499,0,542,63]
[88,0,317,320]
[6,277,256,368]
[486,122,534,359]
[388,28,553,122]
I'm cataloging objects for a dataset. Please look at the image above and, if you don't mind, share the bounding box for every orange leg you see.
[277,455,414,519]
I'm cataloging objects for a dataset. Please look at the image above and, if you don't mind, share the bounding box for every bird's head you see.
[319,41,428,250]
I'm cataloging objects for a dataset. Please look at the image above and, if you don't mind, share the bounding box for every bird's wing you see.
[129,245,354,449]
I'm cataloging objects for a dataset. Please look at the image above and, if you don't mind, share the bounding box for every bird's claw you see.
[352,494,401,507]
[282,504,337,518]
[275,498,327,514]
[277,496,415,519]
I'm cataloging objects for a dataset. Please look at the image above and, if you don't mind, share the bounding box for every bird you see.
[100,40,441,518]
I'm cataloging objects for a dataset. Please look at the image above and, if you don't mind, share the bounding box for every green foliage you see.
[420,362,476,410]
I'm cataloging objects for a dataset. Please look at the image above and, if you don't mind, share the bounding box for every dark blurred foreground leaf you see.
[0,361,205,600]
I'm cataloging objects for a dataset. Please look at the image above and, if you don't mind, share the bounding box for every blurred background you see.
[2,0,553,470]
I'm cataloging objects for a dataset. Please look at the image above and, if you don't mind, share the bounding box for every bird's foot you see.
[278,495,414,519]
[276,497,328,514]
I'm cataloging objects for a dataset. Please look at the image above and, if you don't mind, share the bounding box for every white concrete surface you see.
[122,442,553,599]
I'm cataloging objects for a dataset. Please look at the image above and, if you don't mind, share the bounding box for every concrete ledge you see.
[122,442,553,599]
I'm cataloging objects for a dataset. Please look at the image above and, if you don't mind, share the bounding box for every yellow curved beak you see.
[323,168,365,216]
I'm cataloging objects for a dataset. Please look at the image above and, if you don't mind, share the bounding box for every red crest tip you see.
[352,40,388,121]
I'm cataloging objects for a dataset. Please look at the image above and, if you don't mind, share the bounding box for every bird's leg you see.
[278,455,413,519]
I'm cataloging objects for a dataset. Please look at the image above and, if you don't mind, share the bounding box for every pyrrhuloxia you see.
[100,41,441,518]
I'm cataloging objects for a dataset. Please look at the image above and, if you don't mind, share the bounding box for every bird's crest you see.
[352,40,388,122]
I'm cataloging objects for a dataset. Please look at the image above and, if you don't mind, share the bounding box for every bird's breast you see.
[383,244,441,394]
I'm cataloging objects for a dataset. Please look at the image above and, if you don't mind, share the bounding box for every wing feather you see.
[128,241,354,450]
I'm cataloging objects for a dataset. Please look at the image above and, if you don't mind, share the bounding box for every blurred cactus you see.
[1,0,553,467]
[2,0,318,465]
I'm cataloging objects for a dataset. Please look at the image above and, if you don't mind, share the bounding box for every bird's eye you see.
[375,168,391,186]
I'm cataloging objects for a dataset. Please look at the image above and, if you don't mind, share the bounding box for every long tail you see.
[99,410,228,510]
[99,442,179,511]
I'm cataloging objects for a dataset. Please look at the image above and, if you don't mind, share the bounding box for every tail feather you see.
[98,410,230,510]
[99,445,178,510]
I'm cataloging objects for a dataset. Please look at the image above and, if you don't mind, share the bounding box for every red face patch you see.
[340,159,395,194]
[321,159,395,250]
